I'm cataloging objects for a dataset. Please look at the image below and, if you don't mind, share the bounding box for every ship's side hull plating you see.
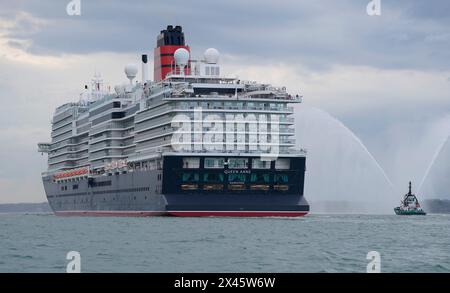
[43,163,309,217]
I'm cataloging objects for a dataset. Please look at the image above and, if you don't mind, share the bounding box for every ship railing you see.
[77,124,91,134]
[48,144,88,157]
[279,128,295,134]
[279,117,295,123]
[164,93,301,103]
[90,121,134,135]
[127,147,167,161]
[165,104,294,113]
[88,94,114,110]
[51,125,73,138]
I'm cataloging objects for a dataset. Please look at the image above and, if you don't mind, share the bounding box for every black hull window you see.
[203,173,224,183]
[250,173,270,183]
[228,174,246,183]
[182,172,199,183]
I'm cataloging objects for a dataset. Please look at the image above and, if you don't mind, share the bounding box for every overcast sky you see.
[0,0,449,204]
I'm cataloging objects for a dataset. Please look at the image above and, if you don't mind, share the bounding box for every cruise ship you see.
[37,25,309,217]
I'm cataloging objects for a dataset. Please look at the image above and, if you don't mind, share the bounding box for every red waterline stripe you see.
[167,211,308,217]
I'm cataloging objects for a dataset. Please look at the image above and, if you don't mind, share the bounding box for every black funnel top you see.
[157,25,185,47]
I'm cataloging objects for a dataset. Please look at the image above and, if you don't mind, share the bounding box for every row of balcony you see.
[90,121,134,136]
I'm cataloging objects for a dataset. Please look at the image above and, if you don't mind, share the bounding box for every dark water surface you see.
[0,213,448,272]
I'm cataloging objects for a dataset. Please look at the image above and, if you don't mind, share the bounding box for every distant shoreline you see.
[0,202,51,213]
[1,200,448,214]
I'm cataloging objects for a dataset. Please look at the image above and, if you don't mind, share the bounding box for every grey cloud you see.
[1,0,449,71]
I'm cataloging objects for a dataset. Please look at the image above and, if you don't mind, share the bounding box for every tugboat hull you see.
[394,207,426,216]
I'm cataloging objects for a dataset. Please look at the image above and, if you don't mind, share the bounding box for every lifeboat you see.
[54,168,89,180]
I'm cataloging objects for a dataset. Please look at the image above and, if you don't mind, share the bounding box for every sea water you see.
[0,213,449,272]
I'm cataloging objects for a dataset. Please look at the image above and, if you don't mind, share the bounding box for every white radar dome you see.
[124,63,138,80]
[204,48,220,64]
[174,48,190,67]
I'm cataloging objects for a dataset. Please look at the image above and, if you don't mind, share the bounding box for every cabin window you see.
[252,158,271,169]
[181,184,198,191]
[203,184,223,191]
[228,173,246,183]
[181,172,199,183]
[111,112,125,119]
[203,173,224,183]
[275,158,290,170]
[274,173,289,184]
[183,157,200,169]
[250,173,270,184]
[250,184,269,191]
[228,158,248,169]
[228,184,246,191]
[204,158,225,169]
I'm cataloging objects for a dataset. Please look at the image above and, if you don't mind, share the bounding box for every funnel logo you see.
[171,108,281,160]
[366,0,381,16]
[66,0,81,16]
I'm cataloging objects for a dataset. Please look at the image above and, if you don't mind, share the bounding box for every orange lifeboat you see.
[53,168,89,180]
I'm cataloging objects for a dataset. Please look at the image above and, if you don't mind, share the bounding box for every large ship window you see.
[183,157,200,168]
[275,158,290,170]
[250,184,270,191]
[203,173,224,191]
[274,185,289,191]
[226,169,246,190]
[181,172,199,191]
[252,158,271,169]
[205,158,225,169]
[228,158,248,169]
[228,173,246,183]
[274,173,289,191]
[250,173,270,191]
[228,184,246,191]
[181,172,199,183]
[203,173,224,183]
[250,173,270,183]
[181,184,198,191]
[227,173,246,190]
[274,173,289,183]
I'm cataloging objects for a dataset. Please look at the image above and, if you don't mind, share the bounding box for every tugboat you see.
[394,182,426,215]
